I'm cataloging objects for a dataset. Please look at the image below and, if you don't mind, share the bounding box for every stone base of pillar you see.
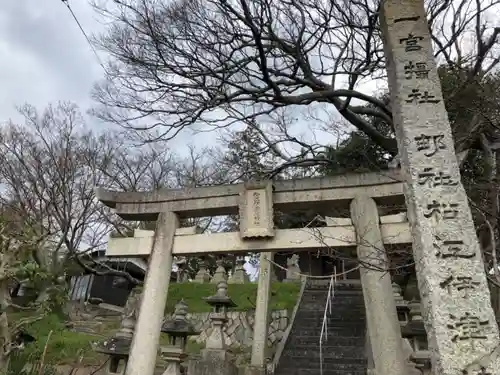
[187,350,237,375]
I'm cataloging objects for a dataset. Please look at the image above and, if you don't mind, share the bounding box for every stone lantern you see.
[93,287,141,375]
[187,281,238,375]
[392,282,409,324]
[94,314,134,374]
[203,280,236,352]
[401,300,430,375]
[160,299,200,375]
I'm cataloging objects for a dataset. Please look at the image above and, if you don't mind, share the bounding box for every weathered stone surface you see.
[239,181,274,239]
[381,1,500,374]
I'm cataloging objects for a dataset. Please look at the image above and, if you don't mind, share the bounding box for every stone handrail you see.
[269,277,307,374]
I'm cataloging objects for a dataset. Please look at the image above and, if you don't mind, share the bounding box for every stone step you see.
[306,280,362,289]
[303,289,363,296]
[287,335,365,347]
[301,294,364,304]
[300,299,364,307]
[299,303,365,312]
[284,345,366,360]
[293,326,365,338]
[295,312,366,322]
[295,311,366,320]
[304,289,364,297]
[292,318,365,327]
[276,367,366,375]
[278,357,366,372]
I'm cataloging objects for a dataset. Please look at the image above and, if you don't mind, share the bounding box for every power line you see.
[60,0,107,73]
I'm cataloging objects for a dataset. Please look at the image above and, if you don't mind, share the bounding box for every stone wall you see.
[169,310,289,348]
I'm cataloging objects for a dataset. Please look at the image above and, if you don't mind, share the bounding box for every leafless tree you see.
[92,0,499,165]
[0,102,240,289]
[0,103,115,282]
[90,0,500,315]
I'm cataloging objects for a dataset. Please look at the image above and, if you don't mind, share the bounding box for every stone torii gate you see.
[97,170,412,375]
[99,1,500,374]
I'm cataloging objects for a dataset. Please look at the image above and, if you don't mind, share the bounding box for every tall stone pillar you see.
[381,1,500,373]
[249,252,273,374]
[350,196,408,375]
[125,212,179,375]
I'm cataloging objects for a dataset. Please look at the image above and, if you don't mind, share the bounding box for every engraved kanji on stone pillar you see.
[239,180,274,239]
[380,1,500,374]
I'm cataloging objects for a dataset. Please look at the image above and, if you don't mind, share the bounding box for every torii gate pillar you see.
[125,212,179,375]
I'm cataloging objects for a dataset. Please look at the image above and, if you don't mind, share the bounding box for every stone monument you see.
[284,254,301,282]
[381,0,500,373]
[175,258,189,283]
[211,257,228,284]
[194,259,211,284]
[230,256,249,284]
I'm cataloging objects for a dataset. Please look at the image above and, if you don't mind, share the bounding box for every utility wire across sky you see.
[60,0,108,73]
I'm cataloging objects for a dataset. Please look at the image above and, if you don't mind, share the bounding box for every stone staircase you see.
[275,280,367,375]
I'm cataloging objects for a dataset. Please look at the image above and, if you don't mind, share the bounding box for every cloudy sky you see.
[0,1,106,124]
[0,0,380,156]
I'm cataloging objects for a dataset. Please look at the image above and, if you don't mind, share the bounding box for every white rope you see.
[263,256,360,280]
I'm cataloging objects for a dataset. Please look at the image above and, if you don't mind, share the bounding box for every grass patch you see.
[17,314,104,366]
[9,282,301,367]
[163,282,301,314]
